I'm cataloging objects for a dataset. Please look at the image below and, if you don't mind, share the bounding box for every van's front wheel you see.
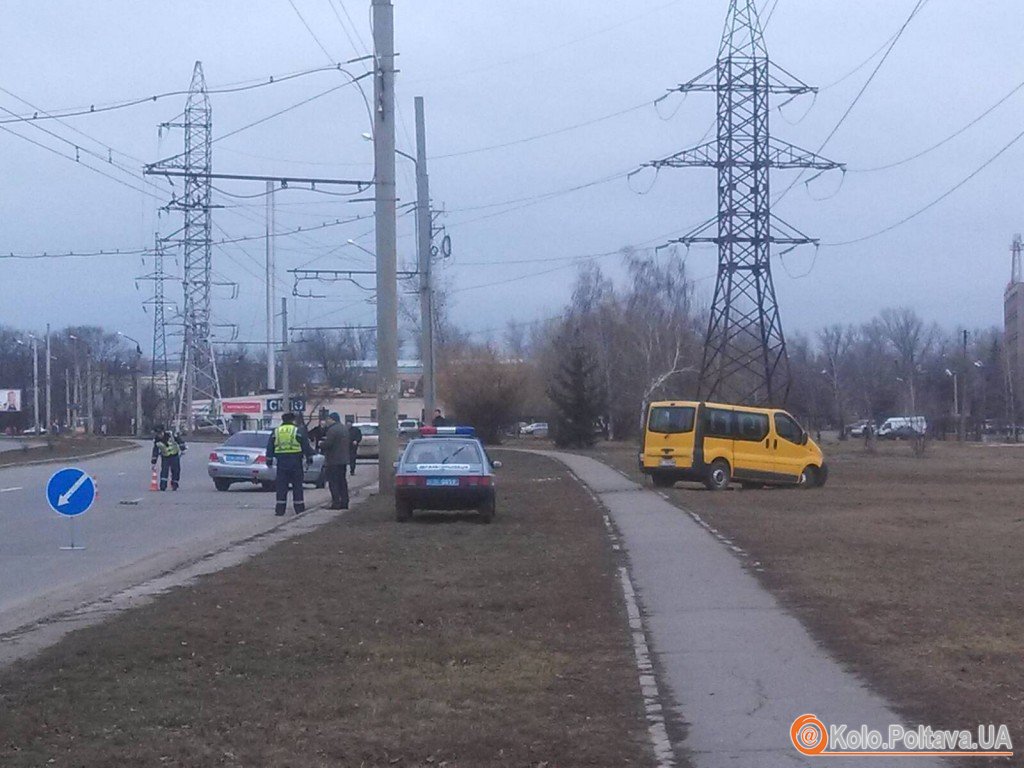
[704,460,731,491]
[800,465,825,488]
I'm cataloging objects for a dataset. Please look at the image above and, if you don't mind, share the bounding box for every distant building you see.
[1004,235,1024,413]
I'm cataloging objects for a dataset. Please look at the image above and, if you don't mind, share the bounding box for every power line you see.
[775,0,931,204]
[430,99,656,160]
[849,77,1024,173]
[824,123,1024,247]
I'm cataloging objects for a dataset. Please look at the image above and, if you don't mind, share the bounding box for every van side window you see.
[648,406,695,434]
[774,413,802,444]
[704,408,734,439]
[735,412,769,442]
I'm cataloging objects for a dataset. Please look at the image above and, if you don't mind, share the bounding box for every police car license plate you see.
[426,477,460,487]
[225,454,249,464]
[659,458,675,467]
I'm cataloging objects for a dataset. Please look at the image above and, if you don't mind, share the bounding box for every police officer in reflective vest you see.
[266,412,314,516]
[151,426,187,491]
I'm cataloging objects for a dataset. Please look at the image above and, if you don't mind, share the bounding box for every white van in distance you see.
[876,416,927,439]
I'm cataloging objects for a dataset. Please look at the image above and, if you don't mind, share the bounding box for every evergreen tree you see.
[548,332,604,448]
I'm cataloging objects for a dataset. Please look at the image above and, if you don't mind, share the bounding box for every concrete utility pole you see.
[373,0,399,494]
[86,355,94,435]
[45,324,52,433]
[266,180,277,391]
[31,336,39,435]
[65,372,71,431]
[415,96,436,422]
[281,297,290,417]
[960,329,969,442]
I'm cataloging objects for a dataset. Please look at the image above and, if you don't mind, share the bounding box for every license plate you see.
[659,458,675,467]
[224,454,249,464]
[426,477,460,487]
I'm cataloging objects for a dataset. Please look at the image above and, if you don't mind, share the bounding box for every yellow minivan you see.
[640,400,827,490]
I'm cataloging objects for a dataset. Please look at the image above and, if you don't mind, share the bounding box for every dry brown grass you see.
[587,438,1024,759]
[0,451,653,768]
[0,436,134,467]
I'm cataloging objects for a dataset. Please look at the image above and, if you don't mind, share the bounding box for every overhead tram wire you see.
[0,64,363,126]
[287,0,337,64]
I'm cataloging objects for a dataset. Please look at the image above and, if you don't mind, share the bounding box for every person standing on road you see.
[431,408,447,427]
[151,426,187,491]
[319,412,351,510]
[266,412,314,516]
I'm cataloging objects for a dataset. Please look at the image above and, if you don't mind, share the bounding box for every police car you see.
[394,426,500,523]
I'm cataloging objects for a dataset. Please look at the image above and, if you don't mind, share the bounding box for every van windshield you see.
[648,406,695,434]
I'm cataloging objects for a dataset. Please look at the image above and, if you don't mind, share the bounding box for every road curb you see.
[0,441,140,470]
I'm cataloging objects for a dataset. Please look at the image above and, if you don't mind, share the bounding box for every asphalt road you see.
[0,442,377,637]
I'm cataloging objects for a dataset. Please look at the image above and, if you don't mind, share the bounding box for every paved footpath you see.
[542,452,944,768]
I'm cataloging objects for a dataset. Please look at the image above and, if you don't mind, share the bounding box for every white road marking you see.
[0,487,24,493]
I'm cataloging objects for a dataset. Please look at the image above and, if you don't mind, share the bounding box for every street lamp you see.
[15,335,40,435]
[117,332,144,437]
[69,334,93,434]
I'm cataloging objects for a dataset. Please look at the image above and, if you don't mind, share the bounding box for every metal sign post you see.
[46,467,96,551]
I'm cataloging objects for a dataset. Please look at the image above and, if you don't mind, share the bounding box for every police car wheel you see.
[396,500,412,523]
[260,481,275,492]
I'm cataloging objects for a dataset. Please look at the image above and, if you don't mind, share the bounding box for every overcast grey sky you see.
[0,0,1020,351]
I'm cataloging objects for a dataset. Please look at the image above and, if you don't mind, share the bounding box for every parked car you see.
[846,420,872,437]
[521,422,549,437]
[207,430,326,491]
[353,422,380,458]
[20,426,48,435]
[394,427,500,523]
[398,418,422,436]
[876,416,927,440]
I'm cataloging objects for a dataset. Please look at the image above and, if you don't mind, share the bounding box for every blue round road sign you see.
[45,467,96,517]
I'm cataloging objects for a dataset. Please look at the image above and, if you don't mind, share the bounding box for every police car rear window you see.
[223,432,268,448]
[648,406,695,434]
[405,439,483,465]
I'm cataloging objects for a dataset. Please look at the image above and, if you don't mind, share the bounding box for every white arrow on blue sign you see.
[46,467,97,517]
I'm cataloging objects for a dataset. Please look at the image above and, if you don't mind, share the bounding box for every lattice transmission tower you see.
[138,232,176,426]
[649,0,843,404]
[148,61,221,429]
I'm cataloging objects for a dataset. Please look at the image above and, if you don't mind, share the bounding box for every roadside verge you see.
[0,451,656,767]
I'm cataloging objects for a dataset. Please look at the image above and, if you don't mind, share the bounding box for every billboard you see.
[1,389,22,412]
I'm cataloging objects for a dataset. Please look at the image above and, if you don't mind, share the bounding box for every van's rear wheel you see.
[704,460,731,491]
[651,473,675,488]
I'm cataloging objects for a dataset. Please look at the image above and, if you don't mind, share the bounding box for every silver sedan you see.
[207,430,326,492]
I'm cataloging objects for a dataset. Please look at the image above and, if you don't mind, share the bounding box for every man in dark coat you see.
[266,412,314,516]
[319,412,351,510]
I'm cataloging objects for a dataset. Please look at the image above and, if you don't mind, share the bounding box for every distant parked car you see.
[398,418,422,436]
[353,422,380,458]
[207,430,326,492]
[521,422,549,437]
[20,426,48,435]
[846,420,872,437]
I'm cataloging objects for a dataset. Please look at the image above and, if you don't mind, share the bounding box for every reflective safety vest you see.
[158,437,181,458]
[274,424,302,454]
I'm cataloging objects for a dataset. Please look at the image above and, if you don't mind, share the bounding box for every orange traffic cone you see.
[149,466,159,492]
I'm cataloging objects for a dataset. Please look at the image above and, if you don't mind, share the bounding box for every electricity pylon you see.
[649,0,843,404]
[147,61,221,429]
